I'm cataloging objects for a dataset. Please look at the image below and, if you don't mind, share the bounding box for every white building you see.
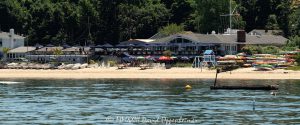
[0,29,25,52]
[7,46,36,61]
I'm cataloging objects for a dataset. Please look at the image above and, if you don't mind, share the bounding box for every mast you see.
[220,0,237,34]
[229,0,232,33]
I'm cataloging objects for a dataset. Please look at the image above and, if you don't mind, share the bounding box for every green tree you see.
[286,35,300,48]
[118,1,169,40]
[266,14,280,30]
[53,48,62,63]
[158,23,184,36]
[1,47,10,62]
[161,0,195,24]
[289,7,300,36]
[195,0,245,33]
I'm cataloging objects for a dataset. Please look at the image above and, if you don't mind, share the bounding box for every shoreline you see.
[0,67,300,80]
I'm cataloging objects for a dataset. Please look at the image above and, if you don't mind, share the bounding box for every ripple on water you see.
[0,79,300,124]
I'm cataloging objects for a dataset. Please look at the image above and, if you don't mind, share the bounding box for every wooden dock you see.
[211,68,279,90]
[210,85,279,90]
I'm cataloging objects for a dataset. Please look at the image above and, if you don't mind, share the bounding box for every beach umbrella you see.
[145,55,156,61]
[145,55,152,59]
[116,43,127,48]
[180,56,190,61]
[35,43,43,48]
[158,56,173,61]
[170,56,177,59]
[62,43,71,49]
[129,56,136,59]
[136,56,145,60]
[46,44,55,47]
[102,43,114,48]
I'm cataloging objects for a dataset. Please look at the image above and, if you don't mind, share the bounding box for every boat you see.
[254,64,274,71]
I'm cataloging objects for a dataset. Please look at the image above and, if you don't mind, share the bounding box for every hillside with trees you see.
[0,0,299,48]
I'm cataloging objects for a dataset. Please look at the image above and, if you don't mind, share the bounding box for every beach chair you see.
[117,64,126,69]
[41,64,49,69]
[7,63,17,69]
[27,63,35,69]
[160,63,165,69]
[100,62,105,68]
[20,63,28,69]
[58,64,66,70]
[14,63,22,69]
[139,64,149,70]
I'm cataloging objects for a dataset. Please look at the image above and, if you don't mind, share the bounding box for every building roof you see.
[0,32,25,39]
[62,47,80,52]
[36,47,63,52]
[117,39,152,47]
[149,32,168,39]
[248,29,283,36]
[62,47,91,52]
[8,46,36,53]
[153,32,288,45]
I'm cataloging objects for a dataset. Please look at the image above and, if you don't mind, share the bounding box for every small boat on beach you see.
[254,64,274,71]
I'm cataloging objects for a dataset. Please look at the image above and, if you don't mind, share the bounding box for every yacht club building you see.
[109,30,288,56]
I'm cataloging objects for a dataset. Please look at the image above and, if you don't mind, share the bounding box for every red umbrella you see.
[158,56,173,61]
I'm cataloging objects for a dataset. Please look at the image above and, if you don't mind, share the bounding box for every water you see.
[0,79,300,124]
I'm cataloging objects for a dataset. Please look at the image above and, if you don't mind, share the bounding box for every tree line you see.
[0,0,299,47]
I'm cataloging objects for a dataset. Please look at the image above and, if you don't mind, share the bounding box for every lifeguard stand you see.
[202,50,216,67]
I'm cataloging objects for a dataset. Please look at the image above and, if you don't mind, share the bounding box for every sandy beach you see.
[0,67,299,79]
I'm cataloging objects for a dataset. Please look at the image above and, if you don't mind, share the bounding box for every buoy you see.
[185,85,192,89]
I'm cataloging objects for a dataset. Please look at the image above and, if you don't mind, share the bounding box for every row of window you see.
[170,38,193,44]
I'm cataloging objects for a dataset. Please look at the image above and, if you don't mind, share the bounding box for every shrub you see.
[89,60,96,64]
[241,45,262,55]
[261,46,280,54]
[287,35,300,49]
[108,61,117,67]
[295,53,300,66]
[282,46,298,51]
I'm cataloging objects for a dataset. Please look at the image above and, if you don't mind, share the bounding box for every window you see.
[170,39,176,43]
[183,39,192,43]
[0,38,2,47]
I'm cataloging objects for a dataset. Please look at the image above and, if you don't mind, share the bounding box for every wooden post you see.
[214,68,220,87]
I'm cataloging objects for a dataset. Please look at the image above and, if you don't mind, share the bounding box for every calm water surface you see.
[0,79,300,124]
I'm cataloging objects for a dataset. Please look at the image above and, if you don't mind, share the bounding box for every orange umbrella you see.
[158,56,173,61]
